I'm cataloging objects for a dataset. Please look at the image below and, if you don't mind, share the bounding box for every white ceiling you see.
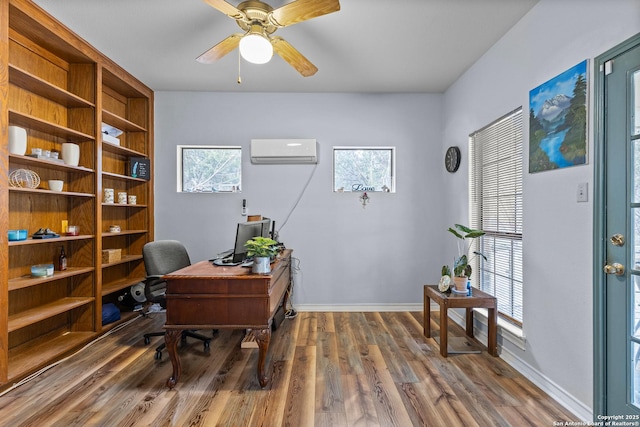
[33,0,538,93]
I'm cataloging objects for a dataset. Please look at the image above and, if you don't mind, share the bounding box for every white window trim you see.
[332,146,396,193]
[176,145,241,193]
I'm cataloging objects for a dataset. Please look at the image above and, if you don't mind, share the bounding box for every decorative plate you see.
[438,275,451,292]
[9,169,40,189]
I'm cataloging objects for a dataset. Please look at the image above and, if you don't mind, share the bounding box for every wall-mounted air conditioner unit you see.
[250,139,317,164]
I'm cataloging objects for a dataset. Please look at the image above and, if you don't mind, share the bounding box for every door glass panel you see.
[636,208,640,269]
[634,340,640,405]
[635,140,640,203]
[631,70,640,409]
[634,276,640,338]
[635,71,640,136]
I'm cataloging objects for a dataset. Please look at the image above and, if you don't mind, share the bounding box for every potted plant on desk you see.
[245,236,280,274]
[442,224,487,294]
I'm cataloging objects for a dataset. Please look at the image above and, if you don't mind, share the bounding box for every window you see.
[470,108,524,325]
[333,147,395,192]
[177,145,241,193]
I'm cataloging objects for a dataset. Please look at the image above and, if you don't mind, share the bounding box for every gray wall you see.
[155,92,445,306]
[442,0,640,419]
[154,0,640,419]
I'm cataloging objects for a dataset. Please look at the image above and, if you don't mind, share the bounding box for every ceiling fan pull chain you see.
[237,49,242,84]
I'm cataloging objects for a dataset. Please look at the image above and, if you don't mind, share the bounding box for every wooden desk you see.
[423,284,498,358]
[163,249,292,388]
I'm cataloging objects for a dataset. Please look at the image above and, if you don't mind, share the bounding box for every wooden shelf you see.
[8,330,95,382]
[101,142,146,158]
[9,186,95,198]
[101,203,148,208]
[1,0,153,389]
[8,235,94,247]
[102,171,148,183]
[9,109,95,142]
[101,254,144,268]
[9,267,94,291]
[9,154,95,174]
[8,297,95,332]
[102,276,146,296]
[102,229,148,237]
[102,109,146,132]
[9,64,95,108]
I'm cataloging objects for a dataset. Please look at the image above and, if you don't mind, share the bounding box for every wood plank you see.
[0,312,581,425]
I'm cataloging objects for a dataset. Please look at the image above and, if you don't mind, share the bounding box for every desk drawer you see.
[166,278,269,295]
[166,295,269,327]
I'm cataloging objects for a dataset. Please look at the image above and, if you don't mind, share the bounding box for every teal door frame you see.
[593,32,640,417]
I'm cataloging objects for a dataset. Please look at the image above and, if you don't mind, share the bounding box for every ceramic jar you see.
[8,126,27,155]
[62,143,80,166]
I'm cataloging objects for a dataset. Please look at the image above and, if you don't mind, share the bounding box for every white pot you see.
[252,256,271,274]
[8,126,27,155]
[61,143,80,166]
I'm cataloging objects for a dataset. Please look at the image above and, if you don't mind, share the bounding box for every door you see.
[595,33,640,417]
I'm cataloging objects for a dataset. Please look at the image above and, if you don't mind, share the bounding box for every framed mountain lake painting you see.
[529,60,588,173]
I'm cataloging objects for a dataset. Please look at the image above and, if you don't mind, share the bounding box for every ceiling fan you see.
[197,0,340,77]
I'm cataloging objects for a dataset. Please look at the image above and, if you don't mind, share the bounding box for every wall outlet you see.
[577,182,588,202]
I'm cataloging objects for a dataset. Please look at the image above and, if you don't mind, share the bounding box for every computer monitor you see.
[231,218,271,263]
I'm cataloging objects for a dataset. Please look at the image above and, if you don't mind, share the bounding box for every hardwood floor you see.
[0,311,579,426]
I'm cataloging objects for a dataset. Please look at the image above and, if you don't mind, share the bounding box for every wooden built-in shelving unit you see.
[0,0,154,388]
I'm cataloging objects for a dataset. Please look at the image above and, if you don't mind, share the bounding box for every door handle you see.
[603,263,625,276]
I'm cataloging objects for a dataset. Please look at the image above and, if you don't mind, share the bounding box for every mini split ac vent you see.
[250,139,317,164]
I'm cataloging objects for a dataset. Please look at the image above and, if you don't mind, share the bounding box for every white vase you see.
[8,126,27,155]
[61,143,80,166]
[252,257,271,274]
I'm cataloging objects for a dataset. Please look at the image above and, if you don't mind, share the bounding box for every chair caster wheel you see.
[155,351,162,360]
[144,337,151,345]
[204,341,210,350]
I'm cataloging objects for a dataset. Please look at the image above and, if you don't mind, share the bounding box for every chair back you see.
[143,240,191,276]
[142,240,191,303]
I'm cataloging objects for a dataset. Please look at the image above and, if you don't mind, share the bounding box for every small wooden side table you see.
[423,284,498,358]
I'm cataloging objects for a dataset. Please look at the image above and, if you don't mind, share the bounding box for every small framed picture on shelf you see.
[129,157,150,180]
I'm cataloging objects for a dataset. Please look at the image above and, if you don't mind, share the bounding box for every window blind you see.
[470,108,524,325]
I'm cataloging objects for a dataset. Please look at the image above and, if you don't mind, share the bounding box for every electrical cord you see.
[284,256,301,319]
[275,163,317,240]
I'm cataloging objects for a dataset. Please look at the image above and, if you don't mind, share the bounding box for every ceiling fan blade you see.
[272,36,318,77]
[201,0,245,20]
[196,34,242,63]
[270,0,340,27]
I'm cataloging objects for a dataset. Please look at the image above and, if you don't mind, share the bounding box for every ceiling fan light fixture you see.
[239,26,273,64]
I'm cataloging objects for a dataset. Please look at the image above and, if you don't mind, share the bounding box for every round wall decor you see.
[445,146,461,173]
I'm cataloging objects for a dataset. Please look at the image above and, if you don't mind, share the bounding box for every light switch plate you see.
[577,182,588,202]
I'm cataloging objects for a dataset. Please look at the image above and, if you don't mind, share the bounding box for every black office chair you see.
[142,240,212,360]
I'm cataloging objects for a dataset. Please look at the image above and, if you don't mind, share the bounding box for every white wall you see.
[442,0,640,418]
[154,92,445,306]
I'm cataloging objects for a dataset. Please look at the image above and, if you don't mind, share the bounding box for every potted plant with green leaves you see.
[441,224,487,293]
[245,236,279,274]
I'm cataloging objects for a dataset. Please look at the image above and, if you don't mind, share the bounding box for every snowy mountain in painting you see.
[537,94,572,122]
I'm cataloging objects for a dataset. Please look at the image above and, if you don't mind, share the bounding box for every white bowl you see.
[48,180,64,192]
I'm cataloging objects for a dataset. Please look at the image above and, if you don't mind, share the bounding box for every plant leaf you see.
[448,227,463,239]
[455,224,473,233]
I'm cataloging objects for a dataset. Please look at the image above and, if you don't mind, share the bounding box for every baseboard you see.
[446,309,592,422]
[295,303,592,421]
[295,303,423,312]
